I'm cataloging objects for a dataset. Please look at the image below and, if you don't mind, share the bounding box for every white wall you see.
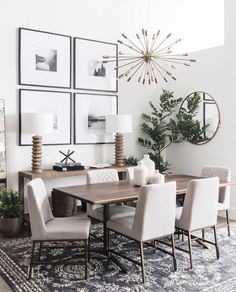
[1,0,233,217]
[1,0,165,195]
[167,0,236,219]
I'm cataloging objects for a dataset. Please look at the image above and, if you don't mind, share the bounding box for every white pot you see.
[139,154,155,177]
[133,162,148,186]
[149,170,165,184]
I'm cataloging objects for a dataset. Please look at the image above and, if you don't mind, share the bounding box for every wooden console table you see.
[18,166,129,212]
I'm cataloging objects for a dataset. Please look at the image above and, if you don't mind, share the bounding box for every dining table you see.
[52,174,231,255]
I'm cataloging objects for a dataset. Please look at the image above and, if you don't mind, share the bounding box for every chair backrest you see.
[27,178,54,239]
[87,169,119,184]
[127,166,135,180]
[179,177,219,231]
[201,165,231,207]
[132,182,176,242]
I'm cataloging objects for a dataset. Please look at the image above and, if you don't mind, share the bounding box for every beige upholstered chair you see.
[107,182,177,283]
[175,177,219,268]
[201,165,231,236]
[27,178,91,280]
[86,169,135,222]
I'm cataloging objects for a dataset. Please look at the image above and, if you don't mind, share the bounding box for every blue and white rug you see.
[0,224,236,292]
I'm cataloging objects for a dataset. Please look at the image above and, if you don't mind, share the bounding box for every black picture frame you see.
[19,89,72,146]
[74,93,118,144]
[19,27,72,88]
[74,37,118,92]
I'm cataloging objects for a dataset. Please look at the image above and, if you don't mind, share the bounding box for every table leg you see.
[103,204,109,255]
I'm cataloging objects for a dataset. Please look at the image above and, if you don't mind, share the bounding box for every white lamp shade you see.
[106,114,132,133]
[21,113,54,135]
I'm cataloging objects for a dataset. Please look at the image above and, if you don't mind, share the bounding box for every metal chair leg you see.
[202,229,205,239]
[187,232,193,269]
[140,242,145,283]
[29,241,36,279]
[107,229,111,260]
[85,240,88,280]
[88,236,91,262]
[226,210,231,236]
[171,234,177,272]
[213,226,220,259]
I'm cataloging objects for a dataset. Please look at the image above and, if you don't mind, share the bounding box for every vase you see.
[133,162,148,186]
[149,170,165,184]
[1,217,22,238]
[139,154,155,177]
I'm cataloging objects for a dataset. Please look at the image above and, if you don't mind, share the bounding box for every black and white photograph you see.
[19,89,72,145]
[36,48,57,72]
[74,93,117,144]
[19,28,71,88]
[74,37,117,91]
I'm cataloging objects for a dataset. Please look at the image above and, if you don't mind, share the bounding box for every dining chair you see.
[175,177,219,268]
[86,169,135,222]
[201,165,231,236]
[27,178,91,280]
[107,182,177,283]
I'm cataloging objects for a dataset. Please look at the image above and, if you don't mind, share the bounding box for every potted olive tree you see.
[0,188,23,237]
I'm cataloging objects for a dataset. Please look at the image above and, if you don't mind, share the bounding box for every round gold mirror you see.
[178,91,220,145]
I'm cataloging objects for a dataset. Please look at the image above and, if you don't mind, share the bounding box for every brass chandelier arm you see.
[126,60,146,81]
[152,33,172,53]
[120,59,145,78]
[136,33,146,51]
[149,30,161,52]
[155,38,182,54]
[137,61,147,82]
[158,57,196,62]
[141,29,148,52]
[117,40,142,54]
[150,59,168,82]
[152,59,177,81]
[115,57,143,70]
[121,33,143,54]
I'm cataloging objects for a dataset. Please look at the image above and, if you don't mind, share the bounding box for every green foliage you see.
[138,89,183,173]
[0,188,23,218]
[177,93,209,144]
[123,156,138,166]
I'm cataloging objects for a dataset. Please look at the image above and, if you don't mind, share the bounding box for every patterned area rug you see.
[0,224,236,292]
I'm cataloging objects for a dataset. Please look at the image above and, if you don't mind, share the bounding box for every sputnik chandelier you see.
[103,29,196,84]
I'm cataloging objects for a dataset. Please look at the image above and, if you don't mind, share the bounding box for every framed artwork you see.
[74,37,118,92]
[19,89,72,145]
[74,93,117,144]
[19,28,71,88]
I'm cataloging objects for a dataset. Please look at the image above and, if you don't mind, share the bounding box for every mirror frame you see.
[178,91,221,145]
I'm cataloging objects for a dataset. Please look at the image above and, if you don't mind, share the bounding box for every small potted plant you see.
[0,188,23,237]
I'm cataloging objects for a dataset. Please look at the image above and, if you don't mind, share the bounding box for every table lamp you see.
[21,113,53,172]
[106,114,132,167]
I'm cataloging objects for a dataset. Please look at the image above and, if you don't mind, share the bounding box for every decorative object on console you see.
[139,154,155,178]
[103,29,196,84]
[149,170,165,184]
[74,37,117,92]
[178,91,220,145]
[21,113,53,172]
[19,89,72,145]
[53,163,84,172]
[74,93,117,144]
[106,114,132,167]
[19,28,71,88]
[59,149,76,164]
[133,162,148,186]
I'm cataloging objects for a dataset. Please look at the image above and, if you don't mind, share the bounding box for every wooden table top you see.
[53,174,232,205]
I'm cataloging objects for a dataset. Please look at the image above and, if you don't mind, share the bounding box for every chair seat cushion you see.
[35,217,91,241]
[87,205,135,222]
